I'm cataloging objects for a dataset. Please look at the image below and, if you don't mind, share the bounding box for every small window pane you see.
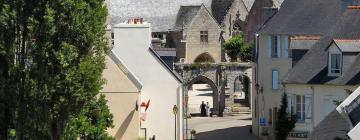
[330,53,341,74]
[200,31,208,44]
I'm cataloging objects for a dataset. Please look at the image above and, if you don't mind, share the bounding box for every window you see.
[268,35,280,58]
[200,31,208,44]
[296,95,305,121]
[329,53,341,75]
[272,70,279,90]
[292,95,312,122]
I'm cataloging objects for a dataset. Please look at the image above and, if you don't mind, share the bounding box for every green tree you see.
[223,33,253,62]
[239,41,253,62]
[0,0,111,139]
[275,93,297,140]
[62,94,114,140]
[223,33,245,62]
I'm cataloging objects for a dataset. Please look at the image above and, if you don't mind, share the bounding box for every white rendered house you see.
[112,19,184,140]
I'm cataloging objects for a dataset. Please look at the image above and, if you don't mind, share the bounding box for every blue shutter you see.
[284,36,289,58]
[272,70,279,90]
[268,35,272,57]
[277,35,281,58]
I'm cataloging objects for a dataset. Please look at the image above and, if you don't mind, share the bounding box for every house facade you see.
[251,0,360,139]
[253,0,360,139]
[101,55,142,140]
[112,20,184,140]
[174,4,223,63]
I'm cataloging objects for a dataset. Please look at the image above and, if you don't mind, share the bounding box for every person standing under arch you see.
[200,101,206,117]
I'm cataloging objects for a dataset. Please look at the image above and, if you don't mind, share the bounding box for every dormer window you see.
[329,53,342,76]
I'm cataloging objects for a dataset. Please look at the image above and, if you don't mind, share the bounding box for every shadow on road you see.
[195,125,258,140]
[237,117,252,120]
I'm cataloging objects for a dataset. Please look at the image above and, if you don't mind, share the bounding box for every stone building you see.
[173,4,222,63]
[110,0,255,65]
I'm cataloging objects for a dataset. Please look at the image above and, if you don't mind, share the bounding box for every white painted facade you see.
[112,22,183,140]
[285,84,357,133]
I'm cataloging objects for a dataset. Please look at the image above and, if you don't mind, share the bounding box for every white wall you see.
[112,22,183,140]
[285,84,357,132]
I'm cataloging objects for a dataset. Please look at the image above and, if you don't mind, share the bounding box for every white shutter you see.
[305,95,312,119]
[268,35,272,57]
[287,94,292,114]
[277,35,281,57]
[284,36,289,58]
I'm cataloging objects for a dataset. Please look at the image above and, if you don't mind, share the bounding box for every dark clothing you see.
[200,103,206,117]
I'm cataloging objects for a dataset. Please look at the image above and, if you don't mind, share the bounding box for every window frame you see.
[200,31,208,44]
[292,94,312,122]
[329,53,342,76]
[270,35,280,58]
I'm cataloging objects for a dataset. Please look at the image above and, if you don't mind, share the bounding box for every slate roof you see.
[211,0,255,25]
[173,6,201,31]
[259,0,343,35]
[211,0,235,24]
[110,0,212,32]
[335,40,360,52]
[283,8,360,85]
[310,110,350,140]
[110,0,255,32]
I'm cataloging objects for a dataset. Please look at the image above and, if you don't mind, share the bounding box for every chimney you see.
[112,18,151,62]
[347,5,360,9]
[127,18,144,24]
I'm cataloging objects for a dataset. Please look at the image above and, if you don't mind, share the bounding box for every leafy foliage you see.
[0,0,111,139]
[223,32,253,62]
[62,94,114,140]
[223,33,245,62]
[275,93,297,140]
[239,41,253,62]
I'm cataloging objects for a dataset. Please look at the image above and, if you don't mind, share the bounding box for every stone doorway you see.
[187,76,218,117]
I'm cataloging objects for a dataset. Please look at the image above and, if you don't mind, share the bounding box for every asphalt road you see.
[188,114,259,140]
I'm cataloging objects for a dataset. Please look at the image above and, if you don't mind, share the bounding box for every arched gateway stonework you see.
[174,63,252,116]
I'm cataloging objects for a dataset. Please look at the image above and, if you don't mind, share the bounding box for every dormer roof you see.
[283,7,360,85]
[333,39,360,52]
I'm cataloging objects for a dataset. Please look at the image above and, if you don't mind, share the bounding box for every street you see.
[188,114,258,140]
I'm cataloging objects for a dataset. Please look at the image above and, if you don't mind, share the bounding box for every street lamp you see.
[94,105,101,140]
[173,105,178,140]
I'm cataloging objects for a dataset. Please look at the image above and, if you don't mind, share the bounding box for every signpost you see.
[259,117,266,127]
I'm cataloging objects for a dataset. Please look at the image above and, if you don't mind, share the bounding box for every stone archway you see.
[187,75,219,116]
[194,52,215,63]
[233,75,251,107]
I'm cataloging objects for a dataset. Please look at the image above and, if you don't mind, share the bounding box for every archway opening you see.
[194,52,215,63]
[187,76,218,117]
[233,75,250,107]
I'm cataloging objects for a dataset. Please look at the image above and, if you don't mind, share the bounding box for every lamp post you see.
[94,105,101,140]
[173,105,178,140]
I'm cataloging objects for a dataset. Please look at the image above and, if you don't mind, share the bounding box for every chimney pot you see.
[347,5,360,9]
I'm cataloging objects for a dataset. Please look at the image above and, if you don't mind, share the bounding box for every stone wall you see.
[185,6,222,63]
[174,63,252,115]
